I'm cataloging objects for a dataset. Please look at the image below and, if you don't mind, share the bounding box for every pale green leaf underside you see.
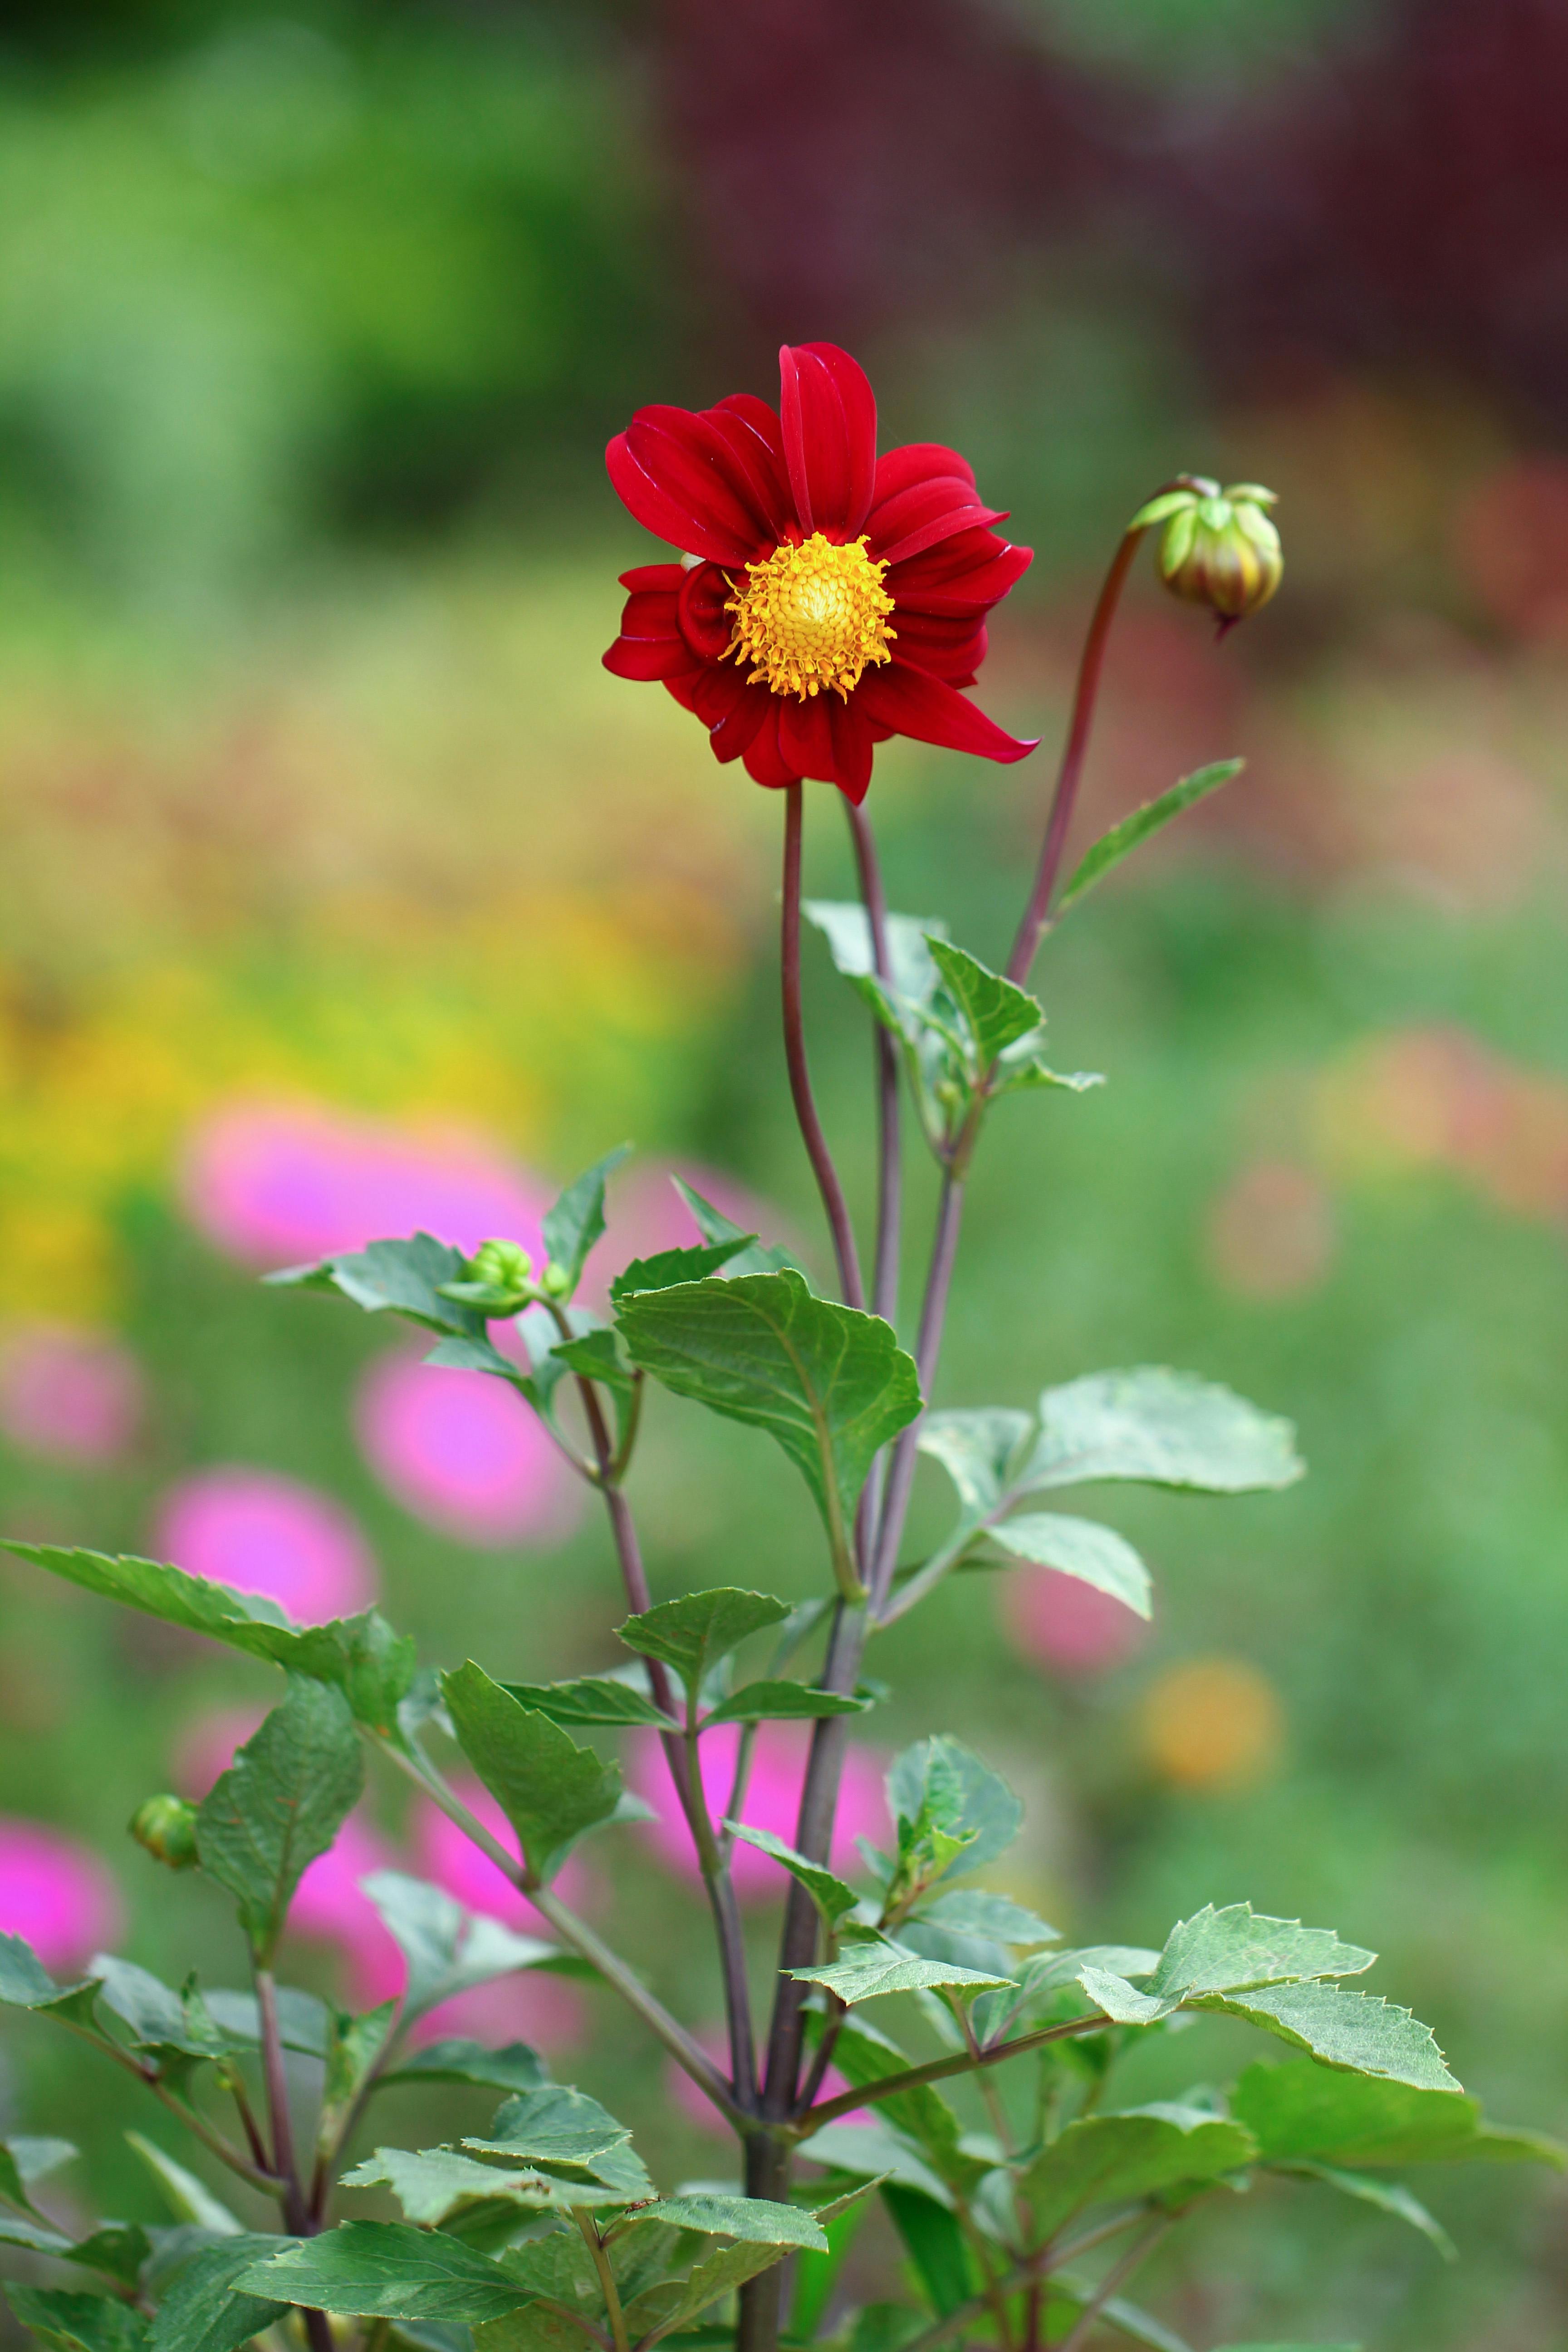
[789,1945,1014,2006]
[1055,760,1245,914]
[985,1513,1152,1617]
[1024,1369,1303,1495]
[723,1823,860,1922]
[1024,2106,1256,2240]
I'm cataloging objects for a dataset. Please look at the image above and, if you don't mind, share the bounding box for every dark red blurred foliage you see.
[657,0,1568,431]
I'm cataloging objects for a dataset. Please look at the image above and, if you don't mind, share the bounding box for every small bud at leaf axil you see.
[130,1793,200,1870]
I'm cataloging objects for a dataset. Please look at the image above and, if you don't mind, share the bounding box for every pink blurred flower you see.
[0,1819,121,1973]
[413,1781,597,1933]
[355,1349,583,1548]
[1000,1568,1148,1678]
[629,1725,888,1902]
[171,1703,270,1798]
[416,1973,585,2054]
[154,1467,376,1622]
[181,1100,551,1270]
[0,1325,143,1465]
[289,1815,405,2005]
[579,1160,807,1311]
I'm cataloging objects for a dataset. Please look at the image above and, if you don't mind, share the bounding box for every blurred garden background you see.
[3,0,1568,2345]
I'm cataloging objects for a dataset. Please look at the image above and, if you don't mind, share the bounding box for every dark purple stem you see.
[782,782,865,1310]
[869,1169,965,1608]
[846,798,901,1327]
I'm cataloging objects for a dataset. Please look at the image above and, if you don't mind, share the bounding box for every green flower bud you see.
[539,1260,573,1299]
[130,1794,200,1871]
[1145,480,1282,627]
[470,1237,534,1294]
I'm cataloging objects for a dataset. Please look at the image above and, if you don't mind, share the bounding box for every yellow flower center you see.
[725,532,896,701]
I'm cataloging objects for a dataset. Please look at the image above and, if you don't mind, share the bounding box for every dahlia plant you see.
[0,344,1553,2352]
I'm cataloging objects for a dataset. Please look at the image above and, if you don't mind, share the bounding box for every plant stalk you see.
[794,2012,1111,2134]
[846,797,901,1328]
[575,2210,632,2352]
[782,781,865,1310]
[1052,2217,1171,2352]
[868,1168,966,1607]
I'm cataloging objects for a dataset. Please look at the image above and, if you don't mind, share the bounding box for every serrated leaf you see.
[616,1273,921,1589]
[148,2235,291,2352]
[703,1680,871,1726]
[611,1240,754,1302]
[912,1891,1058,1946]
[6,2289,149,2352]
[669,1178,802,1280]
[1230,2056,1563,2169]
[639,2196,827,2250]
[618,1588,789,1689]
[1022,1369,1303,1495]
[542,1147,631,1294]
[0,1934,100,2029]
[67,2226,152,2288]
[90,1957,201,2053]
[266,1234,483,1335]
[721,1823,859,1922]
[240,2225,530,2324]
[342,2149,561,2228]
[1280,2161,1454,2258]
[195,1677,363,1959]
[986,1513,1152,1617]
[1055,761,1245,914]
[803,902,946,1003]
[443,1663,626,1883]
[500,1677,675,1731]
[125,2135,243,2234]
[463,2085,645,2191]
[925,939,1044,1070]
[918,1410,1033,1530]
[318,2001,399,2154]
[1021,2106,1257,2238]
[0,1544,414,1735]
[1194,1983,1460,2092]
[788,1944,1013,2006]
[642,2242,793,2339]
[360,1873,559,2022]
[1112,1905,1377,2018]
[0,2213,74,2257]
[887,1737,1022,1883]
[379,2040,546,2098]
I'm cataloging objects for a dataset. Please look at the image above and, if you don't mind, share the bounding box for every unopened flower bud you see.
[130,1794,200,1871]
[1139,479,1282,627]
[470,1238,533,1295]
[539,1261,573,1299]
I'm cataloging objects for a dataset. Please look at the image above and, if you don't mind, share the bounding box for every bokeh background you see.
[4,1,1568,2346]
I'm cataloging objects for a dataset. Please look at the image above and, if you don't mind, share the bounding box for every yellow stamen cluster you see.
[725,532,895,701]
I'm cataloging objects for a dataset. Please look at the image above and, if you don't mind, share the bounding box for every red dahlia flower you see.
[603,342,1036,804]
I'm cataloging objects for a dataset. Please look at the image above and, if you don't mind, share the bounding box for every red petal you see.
[664,673,700,715]
[872,442,978,505]
[778,343,877,537]
[889,532,1034,615]
[603,634,700,683]
[677,562,735,661]
[827,696,875,803]
[708,394,796,544]
[744,707,798,789]
[708,674,772,764]
[618,563,684,592]
[891,609,989,681]
[854,660,1037,765]
[870,475,1005,567]
[778,692,838,784]
[617,588,681,641]
[608,408,769,564]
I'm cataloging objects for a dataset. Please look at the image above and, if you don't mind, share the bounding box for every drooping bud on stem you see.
[1132,477,1283,628]
[130,1793,200,1870]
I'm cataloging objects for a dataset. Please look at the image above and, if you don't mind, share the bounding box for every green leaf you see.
[1281,2161,1453,2259]
[379,2040,547,2098]
[912,1891,1058,1946]
[1048,2279,1195,2352]
[6,2290,149,2352]
[616,1273,921,1591]
[1230,2056,1564,2169]
[442,1664,626,1884]
[1022,1369,1303,1495]
[670,1177,803,1279]
[90,1957,204,2053]
[318,2001,399,2154]
[240,2225,530,2324]
[1021,2106,1257,2238]
[618,1587,790,1690]
[887,1737,1023,1883]
[880,2184,971,2318]
[1080,1905,1377,2024]
[6,2138,76,2190]
[463,2085,647,2191]
[342,2149,564,2228]
[201,1986,329,2058]
[924,939,1044,1069]
[500,1677,675,1730]
[787,1943,1013,2006]
[703,1680,872,1727]
[985,1514,1152,1617]
[549,1326,637,1396]
[0,1545,415,1736]
[797,2121,950,2206]
[1055,761,1245,914]
[722,1823,860,1922]
[194,1677,364,1959]
[361,1872,560,2021]
[803,901,946,1003]
[611,1240,754,1302]
[789,2195,873,2346]
[124,2135,243,2234]
[266,1234,483,1336]
[918,1411,1033,1531]
[0,1932,100,2026]
[638,2196,828,2251]
[67,2227,153,2289]
[148,2237,292,2352]
[989,1049,1105,1099]
[542,1147,632,1294]
[1193,1984,1460,2092]
[807,2014,972,2186]
[639,2242,793,2340]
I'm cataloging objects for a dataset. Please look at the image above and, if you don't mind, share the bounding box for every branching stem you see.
[576,2209,632,2352]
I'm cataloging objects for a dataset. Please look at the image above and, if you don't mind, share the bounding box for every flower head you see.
[603,343,1036,802]
[1135,479,1283,628]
